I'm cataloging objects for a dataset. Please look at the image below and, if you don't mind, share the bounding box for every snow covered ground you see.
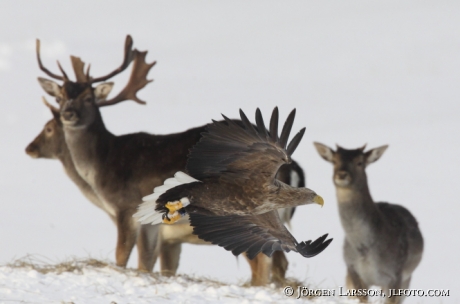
[1,1,459,303]
[0,257,351,303]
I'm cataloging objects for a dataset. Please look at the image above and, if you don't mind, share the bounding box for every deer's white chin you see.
[61,119,87,129]
[61,117,77,125]
[26,152,39,159]
[334,178,351,187]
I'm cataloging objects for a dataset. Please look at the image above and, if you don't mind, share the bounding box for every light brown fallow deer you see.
[314,143,423,303]
[32,35,305,285]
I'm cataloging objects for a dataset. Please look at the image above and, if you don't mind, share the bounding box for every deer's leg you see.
[115,210,138,268]
[137,223,161,272]
[346,267,368,303]
[160,242,182,276]
[271,250,288,286]
[244,253,272,286]
[384,276,406,304]
[397,277,411,304]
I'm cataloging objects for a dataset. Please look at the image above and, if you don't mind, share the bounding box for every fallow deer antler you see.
[37,35,135,83]
[89,35,135,83]
[70,56,87,83]
[36,39,68,81]
[98,49,156,107]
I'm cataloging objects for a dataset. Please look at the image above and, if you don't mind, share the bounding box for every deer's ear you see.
[365,145,388,165]
[38,77,62,97]
[94,82,114,101]
[314,142,335,163]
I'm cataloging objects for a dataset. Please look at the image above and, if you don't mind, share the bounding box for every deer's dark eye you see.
[46,127,53,134]
[55,97,62,103]
[84,96,92,103]
[357,161,363,166]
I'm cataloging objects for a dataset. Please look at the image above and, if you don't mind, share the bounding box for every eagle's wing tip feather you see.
[296,234,333,258]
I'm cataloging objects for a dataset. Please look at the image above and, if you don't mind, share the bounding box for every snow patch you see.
[0,257,351,304]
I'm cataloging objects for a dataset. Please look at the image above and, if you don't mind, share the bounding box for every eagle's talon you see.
[162,211,181,224]
[165,201,183,212]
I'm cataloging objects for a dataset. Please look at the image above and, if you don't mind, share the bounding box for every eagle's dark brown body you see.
[160,179,317,217]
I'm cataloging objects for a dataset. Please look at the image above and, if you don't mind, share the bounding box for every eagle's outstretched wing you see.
[188,210,332,259]
[187,107,305,186]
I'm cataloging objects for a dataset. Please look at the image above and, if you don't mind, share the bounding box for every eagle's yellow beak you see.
[313,195,324,207]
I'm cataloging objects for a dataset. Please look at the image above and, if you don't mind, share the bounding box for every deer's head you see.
[35,35,155,129]
[25,98,65,159]
[314,142,388,189]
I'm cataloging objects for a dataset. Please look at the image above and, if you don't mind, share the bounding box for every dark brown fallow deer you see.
[31,47,161,271]
[33,35,306,285]
[314,143,423,303]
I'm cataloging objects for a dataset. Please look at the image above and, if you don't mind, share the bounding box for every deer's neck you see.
[57,146,84,186]
[63,113,114,187]
[336,182,382,246]
[56,146,102,208]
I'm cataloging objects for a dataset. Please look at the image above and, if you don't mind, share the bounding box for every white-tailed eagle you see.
[134,107,332,259]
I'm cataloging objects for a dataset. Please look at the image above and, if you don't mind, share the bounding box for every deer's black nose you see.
[62,110,76,121]
[337,171,349,180]
[25,143,36,154]
[25,143,39,158]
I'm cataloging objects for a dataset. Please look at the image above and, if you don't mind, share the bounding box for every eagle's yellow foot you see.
[163,198,190,224]
[165,201,183,213]
[162,211,181,224]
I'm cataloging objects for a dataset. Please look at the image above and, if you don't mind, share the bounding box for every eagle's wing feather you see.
[188,210,332,259]
[187,107,306,185]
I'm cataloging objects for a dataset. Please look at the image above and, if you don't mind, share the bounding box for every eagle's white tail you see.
[133,171,198,225]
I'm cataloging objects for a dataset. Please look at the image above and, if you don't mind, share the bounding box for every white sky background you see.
[1,1,459,302]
